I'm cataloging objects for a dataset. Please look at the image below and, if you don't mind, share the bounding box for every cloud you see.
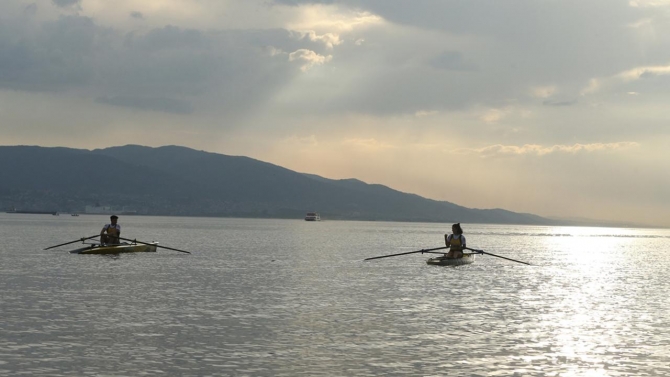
[480,108,512,124]
[415,110,438,117]
[0,13,309,114]
[429,51,477,71]
[52,0,80,8]
[130,11,144,20]
[580,79,601,95]
[286,7,383,32]
[344,138,394,151]
[542,99,577,107]
[627,18,653,28]
[532,86,557,99]
[133,25,211,51]
[295,30,342,49]
[24,3,37,15]
[581,64,670,95]
[458,142,640,157]
[0,15,100,91]
[629,0,670,7]
[288,49,332,71]
[261,1,667,117]
[96,95,194,114]
[617,64,670,80]
[275,0,335,4]
[282,134,319,147]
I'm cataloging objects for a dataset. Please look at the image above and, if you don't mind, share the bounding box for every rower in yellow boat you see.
[444,223,466,258]
[100,215,121,245]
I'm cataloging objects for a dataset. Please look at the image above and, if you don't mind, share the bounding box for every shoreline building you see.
[85,205,137,215]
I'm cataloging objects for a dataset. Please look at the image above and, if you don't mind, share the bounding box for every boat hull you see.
[426,253,476,266]
[70,243,158,255]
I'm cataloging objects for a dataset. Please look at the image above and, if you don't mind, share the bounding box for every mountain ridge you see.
[0,144,557,225]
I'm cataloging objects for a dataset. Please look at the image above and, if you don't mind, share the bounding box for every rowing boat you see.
[426,252,476,266]
[70,242,158,255]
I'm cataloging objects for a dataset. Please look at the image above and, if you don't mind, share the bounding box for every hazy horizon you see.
[1,1,669,227]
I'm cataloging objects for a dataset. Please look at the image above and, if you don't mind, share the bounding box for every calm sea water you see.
[1,214,669,376]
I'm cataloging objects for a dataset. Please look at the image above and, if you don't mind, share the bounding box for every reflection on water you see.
[1,215,669,376]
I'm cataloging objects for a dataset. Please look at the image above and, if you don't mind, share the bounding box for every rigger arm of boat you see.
[464,247,531,265]
[45,236,192,254]
[364,246,449,261]
[43,235,100,250]
[118,237,191,254]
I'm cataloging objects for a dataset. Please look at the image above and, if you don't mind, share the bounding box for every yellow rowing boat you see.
[426,252,476,266]
[70,242,158,255]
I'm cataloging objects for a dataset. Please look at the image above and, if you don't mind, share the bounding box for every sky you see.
[1,0,670,227]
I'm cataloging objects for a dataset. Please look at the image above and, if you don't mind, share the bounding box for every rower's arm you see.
[444,234,449,246]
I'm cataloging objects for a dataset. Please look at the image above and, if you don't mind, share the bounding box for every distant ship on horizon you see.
[305,212,321,221]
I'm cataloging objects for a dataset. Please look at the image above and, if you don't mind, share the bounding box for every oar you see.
[364,246,448,261]
[465,247,531,266]
[44,235,99,250]
[118,237,191,254]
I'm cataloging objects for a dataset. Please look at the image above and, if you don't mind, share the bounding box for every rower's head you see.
[110,215,118,224]
[452,223,463,235]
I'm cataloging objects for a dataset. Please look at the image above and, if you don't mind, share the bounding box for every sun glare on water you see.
[531,226,652,374]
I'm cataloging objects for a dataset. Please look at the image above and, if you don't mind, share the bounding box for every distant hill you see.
[0,145,556,224]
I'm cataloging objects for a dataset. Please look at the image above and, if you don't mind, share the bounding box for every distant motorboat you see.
[71,213,79,217]
[305,212,321,221]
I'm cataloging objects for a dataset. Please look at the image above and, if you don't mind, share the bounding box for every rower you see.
[100,215,121,245]
[444,223,466,259]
